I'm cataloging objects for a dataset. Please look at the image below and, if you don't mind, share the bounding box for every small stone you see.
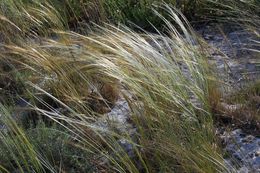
[255,150,260,157]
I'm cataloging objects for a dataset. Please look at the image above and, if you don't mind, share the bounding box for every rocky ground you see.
[197,24,260,173]
[218,129,260,173]
[197,24,260,89]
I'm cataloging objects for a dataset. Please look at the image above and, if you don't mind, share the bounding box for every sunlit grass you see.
[0,3,233,172]
[2,0,259,172]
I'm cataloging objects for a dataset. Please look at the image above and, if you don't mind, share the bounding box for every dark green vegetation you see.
[0,0,259,172]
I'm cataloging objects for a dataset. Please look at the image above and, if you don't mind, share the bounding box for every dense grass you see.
[1,0,259,37]
[0,3,229,172]
[0,0,259,172]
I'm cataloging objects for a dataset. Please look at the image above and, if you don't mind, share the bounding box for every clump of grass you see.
[0,105,104,172]
[1,37,121,115]
[214,81,260,133]
[0,2,234,173]
[0,105,48,173]
[1,1,259,172]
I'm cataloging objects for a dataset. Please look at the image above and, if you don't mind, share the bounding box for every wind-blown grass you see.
[0,0,63,42]
[0,2,238,173]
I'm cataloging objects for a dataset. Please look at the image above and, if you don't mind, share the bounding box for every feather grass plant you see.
[0,3,234,173]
